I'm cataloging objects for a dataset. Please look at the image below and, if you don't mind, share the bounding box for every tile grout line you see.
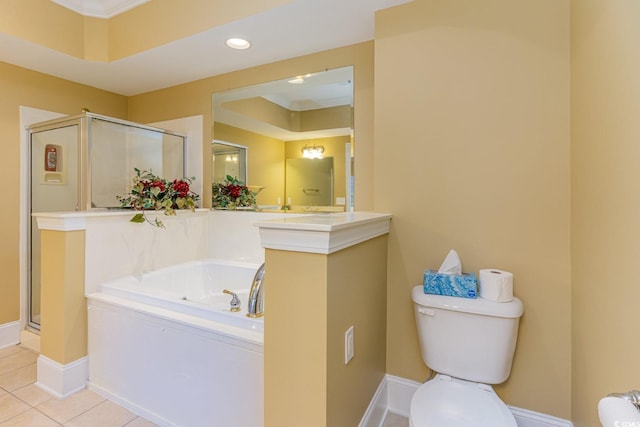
[1,343,154,426]
[62,398,109,425]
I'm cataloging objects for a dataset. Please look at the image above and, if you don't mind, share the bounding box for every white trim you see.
[49,0,150,18]
[87,381,173,427]
[256,212,391,254]
[358,375,388,427]
[34,214,87,231]
[19,106,66,330]
[0,321,21,349]
[508,406,575,427]
[359,375,574,427]
[36,355,88,399]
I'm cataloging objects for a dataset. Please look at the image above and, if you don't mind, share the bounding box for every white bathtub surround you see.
[34,209,212,295]
[83,209,211,295]
[359,375,574,427]
[36,354,89,399]
[208,210,306,263]
[87,259,264,426]
[86,258,264,426]
[94,260,264,335]
[87,295,263,426]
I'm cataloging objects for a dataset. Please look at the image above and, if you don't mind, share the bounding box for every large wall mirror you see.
[212,66,354,211]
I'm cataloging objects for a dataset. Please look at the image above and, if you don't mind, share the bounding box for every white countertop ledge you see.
[33,209,210,231]
[255,211,392,254]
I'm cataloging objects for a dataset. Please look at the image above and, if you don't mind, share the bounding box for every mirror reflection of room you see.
[211,140,247,184]
[212,66,354,212]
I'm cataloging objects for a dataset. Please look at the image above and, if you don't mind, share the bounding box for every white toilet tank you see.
[411,285,523,384]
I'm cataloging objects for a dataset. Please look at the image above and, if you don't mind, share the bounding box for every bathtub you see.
[87,259,264,427]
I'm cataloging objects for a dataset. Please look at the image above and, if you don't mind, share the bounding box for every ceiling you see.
[0,0,410,96]
[49,0,151,17]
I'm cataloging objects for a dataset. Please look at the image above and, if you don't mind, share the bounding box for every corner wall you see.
[374,0,571,418]
[571,1,640,425]
[0,60,127,328]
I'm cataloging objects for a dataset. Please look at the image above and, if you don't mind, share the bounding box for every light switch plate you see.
[345,325,354,364]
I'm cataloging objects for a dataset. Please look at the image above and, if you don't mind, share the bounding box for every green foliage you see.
[117,168,200,227]
[212,175,257,209]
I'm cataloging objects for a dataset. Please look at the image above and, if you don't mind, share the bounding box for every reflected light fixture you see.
[225,37,251,50]
[302,145,325,159]
[288,76,305,84]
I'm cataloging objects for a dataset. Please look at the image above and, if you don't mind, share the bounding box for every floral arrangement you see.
[117,168,200,228]
[212,175,257,209]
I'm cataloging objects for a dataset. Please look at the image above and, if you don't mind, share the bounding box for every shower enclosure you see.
[28,112,186,330]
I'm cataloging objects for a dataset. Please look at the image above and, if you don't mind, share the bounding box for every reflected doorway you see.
[285,157,333,206]
[212,140,248,184]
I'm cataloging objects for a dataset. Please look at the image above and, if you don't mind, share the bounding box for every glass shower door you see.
[29,123,80,329]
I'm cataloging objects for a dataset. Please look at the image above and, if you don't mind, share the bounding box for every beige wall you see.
[40,230,86,364]
[0,61,127,325]
[0,0,293,62]
[0,0,85,58]
[264,235,387,427]
[375,0,571,419]
[13,2,640,423]
[571,1,640,425]
[108,0,293,61]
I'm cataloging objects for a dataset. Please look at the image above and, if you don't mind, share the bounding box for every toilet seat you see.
[409,374,517,427]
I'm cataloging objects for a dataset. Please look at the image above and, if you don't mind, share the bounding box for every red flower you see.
[172,180,190,197]
[228,184,243,198]
[151,180,165,192]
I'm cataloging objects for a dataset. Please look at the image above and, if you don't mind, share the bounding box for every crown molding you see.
[50,0,151,18]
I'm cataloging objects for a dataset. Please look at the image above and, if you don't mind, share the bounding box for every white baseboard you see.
[509,406,575,427]
[87,381,173,427]
[0,321,21,349]
[359,374,573,427]
[36,355,88,399]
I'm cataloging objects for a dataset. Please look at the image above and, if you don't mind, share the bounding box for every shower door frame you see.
[26,112,187,331]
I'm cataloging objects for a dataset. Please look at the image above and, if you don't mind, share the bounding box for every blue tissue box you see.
[423,270,478,299]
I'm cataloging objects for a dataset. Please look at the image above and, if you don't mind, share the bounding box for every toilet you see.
[410,285,524,426]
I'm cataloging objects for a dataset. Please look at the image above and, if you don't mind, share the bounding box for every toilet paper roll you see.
[479,269,513,302]
[598,397,640,427]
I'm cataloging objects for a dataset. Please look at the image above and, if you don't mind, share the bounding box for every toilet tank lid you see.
[412,286,523,318]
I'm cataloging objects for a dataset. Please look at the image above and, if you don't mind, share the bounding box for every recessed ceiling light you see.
[288,77,305,84]
[225,37,251,50]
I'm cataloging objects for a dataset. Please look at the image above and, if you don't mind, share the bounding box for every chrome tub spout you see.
[247,263,265,318]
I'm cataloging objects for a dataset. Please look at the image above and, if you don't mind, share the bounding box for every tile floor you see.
[4,332,409,427]
[0,343,158,426]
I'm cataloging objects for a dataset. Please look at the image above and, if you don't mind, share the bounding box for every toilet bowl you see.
[410,286,523,426]
[409,375,516,426]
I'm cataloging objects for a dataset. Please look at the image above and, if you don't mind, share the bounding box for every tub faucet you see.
[247,263,265,318]
[222,289,241,312]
